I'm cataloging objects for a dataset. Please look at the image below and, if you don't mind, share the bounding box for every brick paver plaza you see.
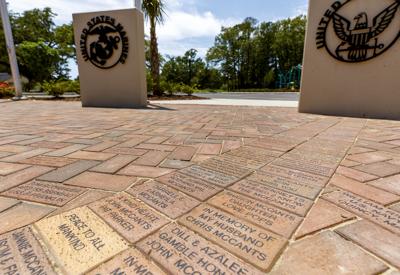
[0,101,400,274]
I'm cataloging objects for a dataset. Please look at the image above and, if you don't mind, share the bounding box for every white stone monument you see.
[73,9,147,108]
[300,0,400,119]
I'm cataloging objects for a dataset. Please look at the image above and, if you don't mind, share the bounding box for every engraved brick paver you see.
[179,205,287,271]
[208,191,303,238]
[323,190,400,235]
[157,172,222,201]
[1,102,400,273]
[137,223,264,274]
[127,180,200,219]
[1,180,85,206]
[87,248,166,275]
[230,180,314,216]
[89,193,169,243]
[34,207,128,274]
[0,227,56,274]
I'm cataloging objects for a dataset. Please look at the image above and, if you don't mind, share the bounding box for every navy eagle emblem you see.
[316,0,400,62]
[333,2,399,61]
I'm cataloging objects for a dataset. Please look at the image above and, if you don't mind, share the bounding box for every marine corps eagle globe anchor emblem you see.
[80,16,129,69]
[316,0,400,62]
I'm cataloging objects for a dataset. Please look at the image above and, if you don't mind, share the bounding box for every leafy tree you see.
[161,49,222,90]
[207,25,242,90]
[16,41,60,88]
[253,21,278,88]
[206,16,306,90]
[0,8,74,90]
[272,16,306,72]
[142,0,166,96]
[162,49,204,86]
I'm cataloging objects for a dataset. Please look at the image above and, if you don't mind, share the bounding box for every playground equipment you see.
[276,64,302,89]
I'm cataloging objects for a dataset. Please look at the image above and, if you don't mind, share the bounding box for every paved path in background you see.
[0,101,399,274]
[152,98,299,107]
[152,92,299,107]
[196,91,300,101]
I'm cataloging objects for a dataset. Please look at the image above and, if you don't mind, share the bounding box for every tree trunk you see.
[150,19,162,96]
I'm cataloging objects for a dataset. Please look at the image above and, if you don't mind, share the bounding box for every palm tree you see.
[142,0,165,96]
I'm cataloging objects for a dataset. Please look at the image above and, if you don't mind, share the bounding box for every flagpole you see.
[0,0,23,100]
[134,0,142,12]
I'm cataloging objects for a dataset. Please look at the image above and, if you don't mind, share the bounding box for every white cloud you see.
[8,0,133,24]
[7,0,239,77]
[8,0,237,56]
[157,11,223,41]
[293,1,308,16]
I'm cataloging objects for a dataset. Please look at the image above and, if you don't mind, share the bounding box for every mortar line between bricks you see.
[268,119,367,271]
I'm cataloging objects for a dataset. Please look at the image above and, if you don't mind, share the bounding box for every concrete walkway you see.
[0,101,399,275]
[151,98,299,107]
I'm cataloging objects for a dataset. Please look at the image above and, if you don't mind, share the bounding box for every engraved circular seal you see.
[316,0,400,62]
[80,16,129,69]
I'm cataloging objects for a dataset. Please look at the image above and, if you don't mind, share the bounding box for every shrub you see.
[0,87,15,98]
[181,84,195,96]
[160,80,174,96]
[171,83,197,96]
[42,80,80,97]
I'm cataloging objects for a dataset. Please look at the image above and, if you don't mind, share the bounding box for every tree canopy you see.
[0,6,306,93]
[207,16,306,90]
[0,8,74,90]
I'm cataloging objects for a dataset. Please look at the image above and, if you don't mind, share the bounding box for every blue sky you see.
[8,0,308,78]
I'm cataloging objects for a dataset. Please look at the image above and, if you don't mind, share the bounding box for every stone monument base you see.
[73,9,147,108]
[299,0,400,119]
